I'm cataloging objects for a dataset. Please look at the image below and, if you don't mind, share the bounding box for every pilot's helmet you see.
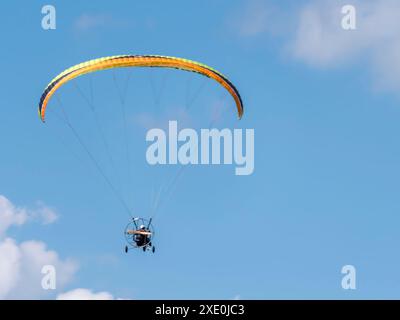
[139,224,145,230]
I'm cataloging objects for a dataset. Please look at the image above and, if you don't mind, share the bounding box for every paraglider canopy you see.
[38,55,244,122]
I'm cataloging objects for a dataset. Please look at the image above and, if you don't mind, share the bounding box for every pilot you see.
[134,225,149,248]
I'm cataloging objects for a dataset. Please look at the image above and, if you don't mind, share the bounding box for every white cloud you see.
[57,288,114,300]
[235,1,271,37]
[0,195,28,237]
[233,0,400,93]
[133,106,194,132]
[0,195,121,300]
[0,196,58,238]
[288,0,400,91]
[0,238,21,298]
[289,1,366,67]
[229,0,289,39]
[73,13,135,33]
[0,195,75,299]
[0,237,77,299]
[74,14,111,31]
[32,202,59,225]
[369,33,400,92]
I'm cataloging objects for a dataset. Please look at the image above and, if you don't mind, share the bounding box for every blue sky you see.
[1,0,400,299]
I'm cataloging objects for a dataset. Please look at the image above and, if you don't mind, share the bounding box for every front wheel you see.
[152,246,156,253]
[124,246,128,253]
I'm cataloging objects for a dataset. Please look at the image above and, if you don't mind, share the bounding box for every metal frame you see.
[124,217,155,251]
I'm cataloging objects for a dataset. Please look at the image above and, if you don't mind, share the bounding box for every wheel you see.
[152,246,155,253]
[125,246,128,253]
[142,246,146,252]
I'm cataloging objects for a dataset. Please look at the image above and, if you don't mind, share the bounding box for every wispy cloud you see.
[235,0,271,37]
[232,0,400,93]
[289,1,367,67]
[288,0,400,92]
[228,0,287,38]
[0,196,59,237]
[133,106,194,132]
[73,13,136,33]
[74,13,112,32]
[0,238,78,299]
[0,195,120,300]
[32,202,59,225]
[57,288,115,300]
[0,195,76,299]
[0,195,28,237]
